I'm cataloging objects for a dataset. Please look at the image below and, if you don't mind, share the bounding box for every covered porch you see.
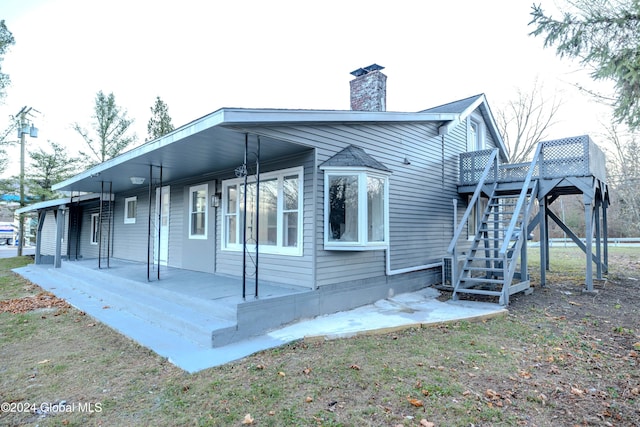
[16,257,311,348]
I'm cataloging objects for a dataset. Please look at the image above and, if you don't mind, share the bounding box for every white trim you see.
[189,184,208,239]
[90,213,99,245]
[322,168,390,251]
[221,166,303,256]
[124,196,137,224]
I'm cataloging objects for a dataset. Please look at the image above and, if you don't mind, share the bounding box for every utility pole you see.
[16,106,38,257]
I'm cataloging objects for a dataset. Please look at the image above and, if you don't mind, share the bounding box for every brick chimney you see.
[350,64,386,112]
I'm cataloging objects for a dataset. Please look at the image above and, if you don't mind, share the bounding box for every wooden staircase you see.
[448,145,542,306]
[452,183,536,305]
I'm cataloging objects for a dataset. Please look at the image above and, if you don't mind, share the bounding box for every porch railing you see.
[459,135,607,186]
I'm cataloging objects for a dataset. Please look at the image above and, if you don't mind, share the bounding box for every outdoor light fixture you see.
[130,176,145,185]
[211,194,220,208]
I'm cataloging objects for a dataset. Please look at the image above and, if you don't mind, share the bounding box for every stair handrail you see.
[448,148,499,254]
[499,142,543,257]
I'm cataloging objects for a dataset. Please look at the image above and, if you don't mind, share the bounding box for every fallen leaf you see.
[485,389,500,400]
[305,396,313,403]
[631,387,639,396]
[350,364,360,370]
[568,301,581,306]
[256,364,265,370]
[302,367,311,375]
[37,359,50,364]
[268,410,275,416]
[421,389,430,396]
[241,413,254,424]
[420,420,435,427]
[519,370,532,379]
[277,371,286,377]
[570,386,584,396]
[407,397,423,407]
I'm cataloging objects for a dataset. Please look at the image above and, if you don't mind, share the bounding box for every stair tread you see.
[454,288,502,296]
[460,277,504,284]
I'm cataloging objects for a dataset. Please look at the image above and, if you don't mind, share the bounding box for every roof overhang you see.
[15,193,102,214]
[437,95,509,162]
[53,108,458,194]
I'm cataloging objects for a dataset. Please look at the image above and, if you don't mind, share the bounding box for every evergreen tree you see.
[27,141,81,201]
[147,96,174,141]
[530,1,640,128]
[0,20,15,103]
[73,91,137,166]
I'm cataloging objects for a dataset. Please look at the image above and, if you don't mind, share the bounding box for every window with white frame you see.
[90,213,99,245]
[189,184,208,239]
[222,167,303,256]
[322,168,389,250]
[467,115,485,152]
[124,196,137,224]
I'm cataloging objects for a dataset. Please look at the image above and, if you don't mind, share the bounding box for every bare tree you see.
[496,80,562,163]
[602,123,640,236]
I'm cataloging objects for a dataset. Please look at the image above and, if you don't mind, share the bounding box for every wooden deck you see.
[451,135,609,302]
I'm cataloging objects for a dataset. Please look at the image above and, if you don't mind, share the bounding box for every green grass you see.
[1,247,639,426]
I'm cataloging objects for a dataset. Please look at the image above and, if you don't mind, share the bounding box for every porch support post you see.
[255,136,260,299]
[539,196,547,287]
[544,197,550,271]
[54,206,64,268]
[147,164,152,281]
[584,196,594,292]
[99,181,103,269]
[242,133,248,300]
[34,209,46,264]
[157,165,163,280]
[107,181,112,268]
[594,196,602,280]
[602,194,609,273]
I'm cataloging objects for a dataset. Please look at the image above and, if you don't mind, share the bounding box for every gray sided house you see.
[18,65,609,345]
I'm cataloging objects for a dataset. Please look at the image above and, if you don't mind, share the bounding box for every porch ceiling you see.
[54,126,309,194]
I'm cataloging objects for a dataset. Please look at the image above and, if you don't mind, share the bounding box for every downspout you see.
[385,250,442,276]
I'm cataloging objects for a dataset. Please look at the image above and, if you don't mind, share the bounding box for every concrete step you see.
[28,263,236,348]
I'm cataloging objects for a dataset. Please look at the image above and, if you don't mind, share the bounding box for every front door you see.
[154,186,170,266]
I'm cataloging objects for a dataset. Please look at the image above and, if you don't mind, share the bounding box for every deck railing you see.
[459,135,607,186]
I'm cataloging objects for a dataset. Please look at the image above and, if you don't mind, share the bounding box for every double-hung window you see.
[90,213,99,245]
[322,168,389,250]
[222,167,303,256]
[124,196,137,224]
[189,184,208,239]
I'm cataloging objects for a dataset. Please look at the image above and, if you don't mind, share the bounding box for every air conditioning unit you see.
[442,255,466,287]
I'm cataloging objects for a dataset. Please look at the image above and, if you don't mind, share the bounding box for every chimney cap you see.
[350,63,385,77]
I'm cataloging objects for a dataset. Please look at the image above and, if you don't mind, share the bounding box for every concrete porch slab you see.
[13,262,507,373]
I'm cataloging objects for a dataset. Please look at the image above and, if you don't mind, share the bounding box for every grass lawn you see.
[1,248,639,426]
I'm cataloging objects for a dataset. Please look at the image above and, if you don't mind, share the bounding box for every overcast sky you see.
[1,0,614,177]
